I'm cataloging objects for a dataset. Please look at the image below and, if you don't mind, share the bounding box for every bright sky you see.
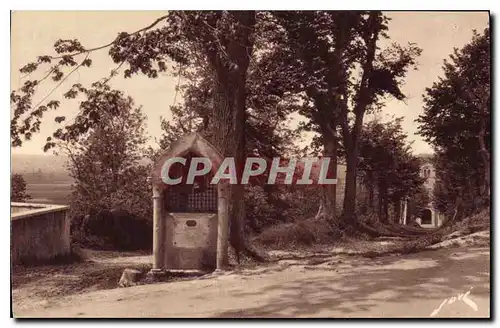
[10,11,489,155]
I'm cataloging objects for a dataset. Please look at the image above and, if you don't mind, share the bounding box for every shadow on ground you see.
[214,247,490,318]
[12,251,152,300]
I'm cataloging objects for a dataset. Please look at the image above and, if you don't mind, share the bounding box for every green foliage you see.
[355,117,424,221]
[11,173,31,202]
[11,15,176,149]
[10,11,428,242]
[245,185,284,233]
[140,13,305,234]
[59,89,152,250]
[256,11,422,221]
[254,217,336,250]
[245,185,320,234]
[417,27,490,216]
[150,76,306,233]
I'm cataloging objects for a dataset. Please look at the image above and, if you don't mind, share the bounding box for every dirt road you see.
[13,247,490,318]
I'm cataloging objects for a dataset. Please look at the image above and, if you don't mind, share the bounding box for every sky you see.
[10,11,489,156]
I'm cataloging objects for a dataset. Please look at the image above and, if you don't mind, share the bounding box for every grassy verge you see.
[253,209,490,260]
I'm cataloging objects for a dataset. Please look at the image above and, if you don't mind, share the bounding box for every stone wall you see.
[163,213,218,271]
[11,203,71,265]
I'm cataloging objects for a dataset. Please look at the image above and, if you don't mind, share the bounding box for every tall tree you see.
[11,11,424,247]
[58,87,150,220]
[149,28,302,233]
[355,117,424,223]
[417,27,490,217]
[337,13,421,226]
[11,11,265,266]
[263,11,421,229]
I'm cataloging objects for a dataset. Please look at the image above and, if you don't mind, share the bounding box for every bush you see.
[244,185,286,234]
[72,208,152,251]
[68,164,153,251]
[253,216,337,249]
[16,246,85,267]
[245,185,320,235]
[11,173,31,202]
[456,208,490,228]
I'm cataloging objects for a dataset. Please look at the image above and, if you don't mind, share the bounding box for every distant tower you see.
[420,163,435,196]
[418,162,443,227]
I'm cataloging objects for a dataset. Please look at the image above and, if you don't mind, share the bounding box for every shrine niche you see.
[150,133,229,273]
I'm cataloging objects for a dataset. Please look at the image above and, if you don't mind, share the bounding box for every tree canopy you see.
[356,117,424,222]
[11,11,488,256]
[417,27,490,217]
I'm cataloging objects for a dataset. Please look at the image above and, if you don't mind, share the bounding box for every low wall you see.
[11,202,71,265]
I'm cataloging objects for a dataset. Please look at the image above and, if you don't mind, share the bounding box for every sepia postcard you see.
[10,9,491,319]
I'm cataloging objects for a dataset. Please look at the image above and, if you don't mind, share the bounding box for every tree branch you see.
[46,15,169,60]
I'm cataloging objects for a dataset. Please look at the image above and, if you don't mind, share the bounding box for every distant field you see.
[25,183,72,205]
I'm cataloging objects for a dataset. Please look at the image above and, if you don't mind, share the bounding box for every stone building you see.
[415,161,444,228]
[150,133,230,273]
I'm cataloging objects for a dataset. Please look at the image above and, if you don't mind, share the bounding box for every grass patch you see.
[12,260,153,300]
[253,217,339,250]
[15,246,86,267]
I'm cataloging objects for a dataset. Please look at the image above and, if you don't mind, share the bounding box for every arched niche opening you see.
[149,133,229,274]
[421,208,433,225]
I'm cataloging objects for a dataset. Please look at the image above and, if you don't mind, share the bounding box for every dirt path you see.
[11,249,152,313]
[13,247,490,318]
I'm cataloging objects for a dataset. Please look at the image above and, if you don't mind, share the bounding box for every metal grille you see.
[164,173,217,213]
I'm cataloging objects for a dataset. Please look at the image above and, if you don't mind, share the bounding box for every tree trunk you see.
[208,12,263,266]
[432,195,463,233]
[342,143,358,225]
[402,196,408,225]
[382,192,389,224]
[315,198,325,219]
[339,11,380,229]
[394,197,401,224]
[406,197,413,223]
[211,69,233,269]
[376,183,382,219]
[368,181,374,210]
[315,133,337,221]
[377,182,388,224]
[228,63,250,262]
[478,113,490,198]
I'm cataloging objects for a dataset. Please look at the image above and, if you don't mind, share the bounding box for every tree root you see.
[337,212,425,239]
[241,244,267,262]
[230,238,267,265]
